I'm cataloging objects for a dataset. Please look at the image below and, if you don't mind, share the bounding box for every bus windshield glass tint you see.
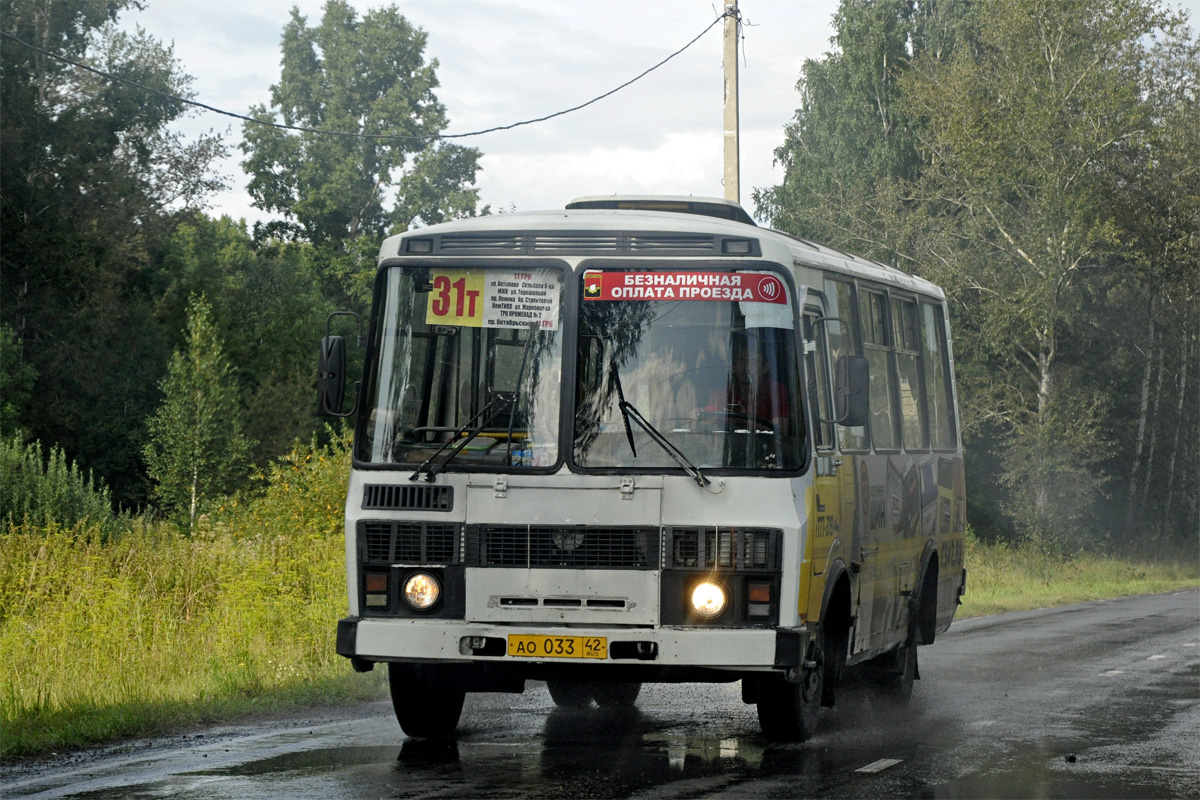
[574,268,802,471]
[357,266,565,468]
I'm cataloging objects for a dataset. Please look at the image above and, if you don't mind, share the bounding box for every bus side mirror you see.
[318,335,347,416]
[835,355,869,428]
[318,311,362,418]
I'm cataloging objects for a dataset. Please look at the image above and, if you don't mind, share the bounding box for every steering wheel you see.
[695,410,776,434]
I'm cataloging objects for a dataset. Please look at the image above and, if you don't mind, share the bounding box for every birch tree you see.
[143,296,253,529]
[903,0,1186,541]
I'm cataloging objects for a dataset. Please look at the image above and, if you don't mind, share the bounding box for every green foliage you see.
[754,0,939,264]
[143,296,254,529]
[996,405,1113,549]
[1,1,486,514]
[761,0,1200,545]
[239,0,483,308]
[0,432,360,758]
[902,0,1192,541]
[155,215,334,464]
[0,325,36,438]
[0,435,123,538]
[1,0,228,506]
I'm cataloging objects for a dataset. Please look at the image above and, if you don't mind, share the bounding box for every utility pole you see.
[722,0,740,204]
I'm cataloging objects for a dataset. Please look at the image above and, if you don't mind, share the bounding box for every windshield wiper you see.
[610,356,637,458]
[617,398,710,488]
[607,356,706,486]
[409,395,505,483]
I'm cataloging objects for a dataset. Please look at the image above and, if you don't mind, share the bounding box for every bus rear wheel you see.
[591,681,641,708]
[387,663,465,738]
[876,642,917,706]
[546,680,593,708]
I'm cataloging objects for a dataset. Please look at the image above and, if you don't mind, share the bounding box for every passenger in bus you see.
[702,341,789,434]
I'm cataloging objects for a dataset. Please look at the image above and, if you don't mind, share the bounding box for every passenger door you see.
[802,305,852,617]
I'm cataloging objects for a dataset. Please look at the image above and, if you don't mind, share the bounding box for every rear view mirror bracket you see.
[809,316,870,428]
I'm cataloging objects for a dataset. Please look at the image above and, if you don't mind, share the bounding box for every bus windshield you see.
[573,267,802,472]
[356,265,564,468]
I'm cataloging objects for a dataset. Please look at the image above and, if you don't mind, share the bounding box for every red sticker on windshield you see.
[583,272,786,303]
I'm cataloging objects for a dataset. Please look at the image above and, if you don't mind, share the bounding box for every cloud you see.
[479,131,723,212]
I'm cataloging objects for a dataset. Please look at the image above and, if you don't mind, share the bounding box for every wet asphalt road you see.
[4,589,1198,799]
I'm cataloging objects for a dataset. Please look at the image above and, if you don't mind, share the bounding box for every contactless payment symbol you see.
[757,275,782,301]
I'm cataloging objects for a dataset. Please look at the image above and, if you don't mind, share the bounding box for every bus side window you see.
[921,301,957,449]
[823,278,868,451]
[860,288,899,450]
[892,296,927,450]
[803,308,833,449]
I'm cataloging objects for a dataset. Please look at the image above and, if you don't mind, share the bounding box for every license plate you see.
[507,634,607,659]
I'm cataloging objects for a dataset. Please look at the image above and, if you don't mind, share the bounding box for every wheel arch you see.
[914,542,940,645]
[817,560,854,705]
[817,559,854,635]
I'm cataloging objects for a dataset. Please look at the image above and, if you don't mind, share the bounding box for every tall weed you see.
[0,431,366,758]
[0,435,125,538]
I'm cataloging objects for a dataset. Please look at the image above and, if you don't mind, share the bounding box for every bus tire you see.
[756,637,823,742]
[387,663,465,739]
[546,680,593,708]
[876,642,917,706]
[591,681,641,708]
[821,578,852,708]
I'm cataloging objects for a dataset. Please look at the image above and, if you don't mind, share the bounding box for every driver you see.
[703,342,790,434]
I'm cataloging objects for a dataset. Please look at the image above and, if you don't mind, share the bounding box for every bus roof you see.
[383,197,943,300]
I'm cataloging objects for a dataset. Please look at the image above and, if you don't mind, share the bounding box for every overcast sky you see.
[121,0,1198,227]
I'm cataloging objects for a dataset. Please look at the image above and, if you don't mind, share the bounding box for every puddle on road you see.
[43,668,1196,800]
[192,686,1193,800]
[189,745,400,777]
[155,700,943,799]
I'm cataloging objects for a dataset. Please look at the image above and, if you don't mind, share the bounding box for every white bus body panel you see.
[466,569,660,625]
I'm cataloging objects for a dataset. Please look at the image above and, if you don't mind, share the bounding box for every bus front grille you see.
[362,484,453,512]
[465,525,660,569]
[663,527,782,571]
[359,521,461,564]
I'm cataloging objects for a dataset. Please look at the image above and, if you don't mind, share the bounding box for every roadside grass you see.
[3,435,1197,759]
[958,534,1199,618]
[0,434,388,761]
[1,672,385,759]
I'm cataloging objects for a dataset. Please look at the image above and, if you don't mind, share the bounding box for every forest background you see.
[1,0,1197,757]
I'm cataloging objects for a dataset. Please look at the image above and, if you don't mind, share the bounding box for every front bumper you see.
[337,616,804,676]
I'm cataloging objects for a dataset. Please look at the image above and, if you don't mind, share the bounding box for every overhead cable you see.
[0,10,732,143]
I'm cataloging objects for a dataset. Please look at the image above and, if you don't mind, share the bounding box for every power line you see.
[0,10,731,143]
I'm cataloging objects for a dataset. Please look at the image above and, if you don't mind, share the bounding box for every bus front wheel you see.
[387,663,466,738]
[756,642,823,742]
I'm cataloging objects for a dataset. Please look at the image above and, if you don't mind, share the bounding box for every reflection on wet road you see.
[4,590,1197,799]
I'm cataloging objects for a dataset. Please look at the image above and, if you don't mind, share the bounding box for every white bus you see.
[324,196,967,742]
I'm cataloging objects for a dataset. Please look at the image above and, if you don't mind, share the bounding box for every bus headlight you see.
[403,572,441,610]
[690,581,727,618]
